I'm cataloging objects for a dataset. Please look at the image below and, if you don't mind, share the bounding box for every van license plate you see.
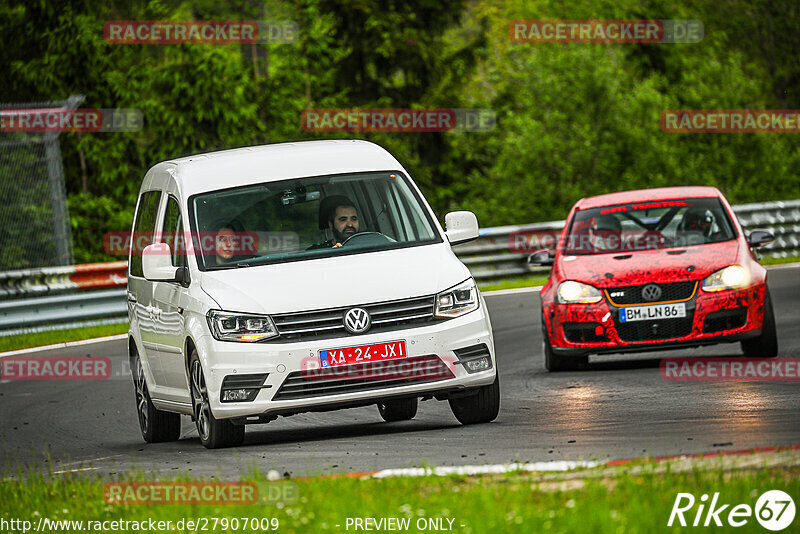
[319,340,407,368]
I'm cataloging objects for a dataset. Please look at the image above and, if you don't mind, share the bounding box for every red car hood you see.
[556,241,744,288]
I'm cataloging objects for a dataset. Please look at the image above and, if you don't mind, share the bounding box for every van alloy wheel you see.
[190,359,211,442]
[134,356,149,433]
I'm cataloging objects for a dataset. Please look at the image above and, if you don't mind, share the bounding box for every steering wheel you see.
[340,232,396,247]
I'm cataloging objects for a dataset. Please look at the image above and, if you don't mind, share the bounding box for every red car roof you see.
[575,186,722,210]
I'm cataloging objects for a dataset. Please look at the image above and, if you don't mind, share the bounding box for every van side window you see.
[161,197,183,267]
[129,191,162,277]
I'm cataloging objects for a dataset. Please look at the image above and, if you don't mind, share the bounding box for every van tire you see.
[377,398,418,422]
[132,346,181,443]
[448,374,500,425]
[189,353,244,449]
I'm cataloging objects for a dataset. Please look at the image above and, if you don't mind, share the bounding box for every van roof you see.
[158,140,405,197]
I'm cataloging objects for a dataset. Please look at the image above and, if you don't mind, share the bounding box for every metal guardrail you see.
[0,289,127,335]
[0,200,798,336]
[0,262,128,336]
[0,261,127,299]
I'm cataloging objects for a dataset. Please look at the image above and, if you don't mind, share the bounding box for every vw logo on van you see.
[641,284,663,302]
[343,307,371,334]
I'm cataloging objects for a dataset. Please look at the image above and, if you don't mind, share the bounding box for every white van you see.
[127,140,498,448]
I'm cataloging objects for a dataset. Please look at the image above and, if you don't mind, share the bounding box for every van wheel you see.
[377,398,418,422]
[741,288,778,358]
[448,374,500,425]
[189,354,244,449]
[543,314,587,372]
[132,347,181,443]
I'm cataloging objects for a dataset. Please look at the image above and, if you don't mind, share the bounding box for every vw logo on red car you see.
[642,284,662,301]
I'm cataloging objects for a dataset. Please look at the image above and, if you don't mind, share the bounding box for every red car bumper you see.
[544,282,766,356]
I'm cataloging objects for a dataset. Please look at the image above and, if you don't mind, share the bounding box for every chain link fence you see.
[0,95,83,271]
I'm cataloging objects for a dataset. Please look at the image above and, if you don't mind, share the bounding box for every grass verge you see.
[2,455,797,533]
[479,275,549,292]
[0,322,128,353]
[762,255,800,266]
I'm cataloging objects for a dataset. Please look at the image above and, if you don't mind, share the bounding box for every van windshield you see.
[189,171,441,269]
[562,197,737,255]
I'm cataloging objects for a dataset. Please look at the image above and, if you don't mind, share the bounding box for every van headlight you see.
[702,265,750,292]
[206,310,278,342]
[557,281,602,304]
[435,278,479,318]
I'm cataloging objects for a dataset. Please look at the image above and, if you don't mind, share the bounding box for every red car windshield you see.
[563,198,737,255]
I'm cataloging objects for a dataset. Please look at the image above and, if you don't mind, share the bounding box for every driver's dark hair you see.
[209,217,245,234]
[326,196,357,225]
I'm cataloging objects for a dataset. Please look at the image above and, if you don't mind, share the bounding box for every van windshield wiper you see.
[207,262,252,270]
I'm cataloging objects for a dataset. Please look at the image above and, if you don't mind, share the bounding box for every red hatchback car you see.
[531,186,778,371]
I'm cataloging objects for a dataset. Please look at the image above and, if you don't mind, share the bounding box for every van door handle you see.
[127,292,137,303]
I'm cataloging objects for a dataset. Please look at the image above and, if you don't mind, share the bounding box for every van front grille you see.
[269,295,440,342]
[272,355,454,400]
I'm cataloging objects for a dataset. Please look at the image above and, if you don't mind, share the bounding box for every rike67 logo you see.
[669,490,796,531]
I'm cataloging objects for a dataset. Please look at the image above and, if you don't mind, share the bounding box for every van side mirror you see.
[528,249,554,266]
[747,229,774,248]
[444,211,479,246]
[142,243,182,282]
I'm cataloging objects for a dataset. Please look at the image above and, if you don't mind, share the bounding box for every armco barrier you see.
[0,289,127,332]
[0,262,128,336]
[0,261,127,299]
[0,201,797,336]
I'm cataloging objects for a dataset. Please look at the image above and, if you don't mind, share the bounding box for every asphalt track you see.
[2,265,799,479]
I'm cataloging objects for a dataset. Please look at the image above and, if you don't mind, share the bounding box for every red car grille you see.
[702,307,747,333]
[606,281,697,306]
[616,316,694,341]
[563,322,609,343]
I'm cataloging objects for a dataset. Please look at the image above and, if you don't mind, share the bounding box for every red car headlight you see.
[557,281,603,304]
[701,265,750,292]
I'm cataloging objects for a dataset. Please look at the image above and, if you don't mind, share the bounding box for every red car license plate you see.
[319,340,406,368]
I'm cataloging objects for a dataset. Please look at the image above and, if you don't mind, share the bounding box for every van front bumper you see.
[193,308,496,420]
